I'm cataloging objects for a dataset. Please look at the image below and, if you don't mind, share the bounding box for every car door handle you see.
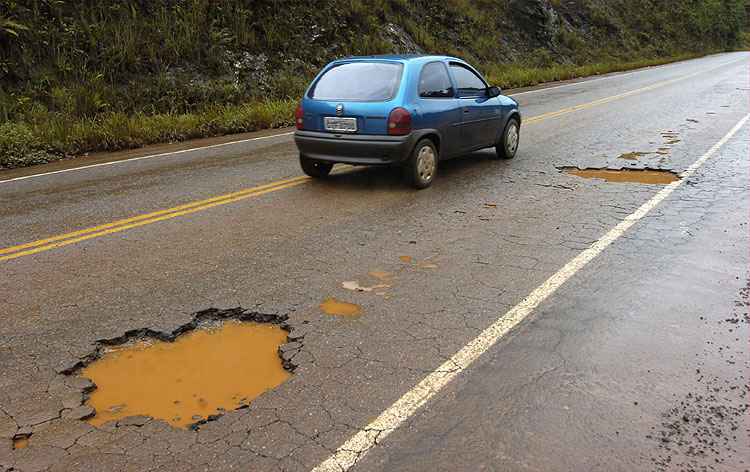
[463,108,470,113]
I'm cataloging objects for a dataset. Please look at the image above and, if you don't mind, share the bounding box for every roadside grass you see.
[1,0,745,169]
[741,31,750,50]
[0,51,730,170]
[484,52,711,90]
[0,100,296,169]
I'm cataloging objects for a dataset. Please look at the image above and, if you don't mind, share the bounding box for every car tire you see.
[299,154,333,178]
[405,139,438,189]
[495,118,520,159]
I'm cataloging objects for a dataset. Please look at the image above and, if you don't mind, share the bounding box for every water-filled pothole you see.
[320,298,362,317]
[13,436,29,450]
[562,167,679,184]
[64,308,298,429]
[618,151,650,160]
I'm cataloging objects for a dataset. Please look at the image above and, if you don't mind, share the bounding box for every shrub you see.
[0,122,60,169]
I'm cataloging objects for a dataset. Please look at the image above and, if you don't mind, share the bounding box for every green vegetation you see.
[0,0,746,168]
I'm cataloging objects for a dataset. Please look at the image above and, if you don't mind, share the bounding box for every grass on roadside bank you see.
[0,51,732,170]
[484,52,712,90]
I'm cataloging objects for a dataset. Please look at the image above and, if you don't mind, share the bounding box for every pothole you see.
[618,151,650,160]
[561,167,680,184]
[320,298,362,317]
[398,256,438,269]
[62,308,300,429]
[369,270,394,282]
[13,435,29,450]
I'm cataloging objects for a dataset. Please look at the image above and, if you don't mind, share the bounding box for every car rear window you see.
[310,62,403,101]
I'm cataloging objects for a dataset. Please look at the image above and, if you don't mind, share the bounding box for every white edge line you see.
[509,55,742,97]
[311,113,750,472]
[0,131,295,185]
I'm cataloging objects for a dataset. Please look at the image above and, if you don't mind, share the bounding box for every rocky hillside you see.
[0,0,746,167]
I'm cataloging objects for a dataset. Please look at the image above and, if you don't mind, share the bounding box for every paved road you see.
[1,52,748,472]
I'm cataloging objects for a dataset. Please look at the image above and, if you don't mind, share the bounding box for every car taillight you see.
[295,103,304,130]
[388,107,411,136]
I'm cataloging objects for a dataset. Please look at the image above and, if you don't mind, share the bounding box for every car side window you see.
[419,62,454,98]
[449,63,487,97]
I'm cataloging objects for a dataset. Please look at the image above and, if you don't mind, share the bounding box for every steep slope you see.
[0,0,745,168]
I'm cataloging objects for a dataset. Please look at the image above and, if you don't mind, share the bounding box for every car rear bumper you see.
[294,131,415,165]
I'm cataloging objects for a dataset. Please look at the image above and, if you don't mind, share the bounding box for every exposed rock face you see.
[509,0,561,44]
[382,23,423,54]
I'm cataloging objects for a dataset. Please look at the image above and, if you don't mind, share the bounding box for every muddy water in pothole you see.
[320,298,362,317]
[13,437,29,449]
[81,321,290,428]
[618,151,650,160]
[369,271,394,282]
[564,168,679,184]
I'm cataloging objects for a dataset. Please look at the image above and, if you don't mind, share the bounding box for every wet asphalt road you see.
[0,52,748,472]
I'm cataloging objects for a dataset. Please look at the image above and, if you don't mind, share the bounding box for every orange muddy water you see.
[564,168,679,184]
[618,152,650,160]
[13,437,29,449]
[320,298,362,317]
[81,321,290,428]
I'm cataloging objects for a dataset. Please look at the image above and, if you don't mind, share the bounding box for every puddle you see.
[369,270,394,282]
[81,321,291,428]
[398,256,437,269]
[563,167,679,184]
[320,298,362,317]
[13,436,29,449]
[618,152,650,160]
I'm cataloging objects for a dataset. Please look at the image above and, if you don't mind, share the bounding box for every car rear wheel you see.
[299,154,333,178]
[495,118,520,159]
[405,139,438,189]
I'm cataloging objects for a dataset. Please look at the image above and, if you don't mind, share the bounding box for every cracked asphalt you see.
[0,52,748,471]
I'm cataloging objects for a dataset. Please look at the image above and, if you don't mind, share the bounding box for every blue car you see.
[294,54,521,189]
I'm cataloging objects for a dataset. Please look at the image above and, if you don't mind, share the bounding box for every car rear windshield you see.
[310,62,403,101]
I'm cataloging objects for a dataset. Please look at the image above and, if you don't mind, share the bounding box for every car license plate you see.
[324,117,357,133]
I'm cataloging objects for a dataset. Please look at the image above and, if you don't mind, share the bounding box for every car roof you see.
[333,54,464,65]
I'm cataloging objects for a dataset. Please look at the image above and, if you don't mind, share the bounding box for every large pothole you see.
[561,167,680,184]
[62,308,303,429]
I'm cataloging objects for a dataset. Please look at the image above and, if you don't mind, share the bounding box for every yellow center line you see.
[0,60,736,262]
[524,72,699,124]
[0,177,309,261]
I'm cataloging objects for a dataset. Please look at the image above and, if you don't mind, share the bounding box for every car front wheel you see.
[495,118,520,159]
[405,139,438,189]
[300,155,333,178]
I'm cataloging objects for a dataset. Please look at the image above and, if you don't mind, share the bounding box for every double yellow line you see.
[524,74,692,124]
[0,59,738,263]
[0,176,309,262]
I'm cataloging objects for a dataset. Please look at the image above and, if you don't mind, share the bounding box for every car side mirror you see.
[486,86,502,98]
